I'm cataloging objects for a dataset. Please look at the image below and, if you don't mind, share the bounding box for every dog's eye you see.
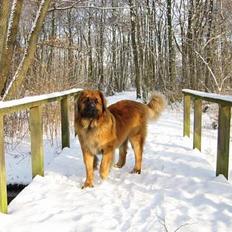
[84,98,89,103]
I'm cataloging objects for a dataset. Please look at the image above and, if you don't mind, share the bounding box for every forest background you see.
[0,0,231,142]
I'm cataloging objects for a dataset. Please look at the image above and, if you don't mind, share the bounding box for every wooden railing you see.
[183,89,232,180]
[0,88,81,213]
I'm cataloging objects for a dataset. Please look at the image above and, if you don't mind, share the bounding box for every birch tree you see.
[0,0,24,96]
[0,0,10,90]
[2,0,52,100]
[0,1,10,61]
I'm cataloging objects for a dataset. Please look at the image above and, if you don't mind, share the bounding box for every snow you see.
[1,91,232,232]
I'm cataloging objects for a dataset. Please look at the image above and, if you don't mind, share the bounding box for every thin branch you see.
[219,75,231,91]
[48,3,77,12]
[173,34,182,54]
[194,50,220,92]
[174,222,195,232]
[49,3,145,12]
[157,216,169,232]
[74,5,133,10]
[203,32,226,50]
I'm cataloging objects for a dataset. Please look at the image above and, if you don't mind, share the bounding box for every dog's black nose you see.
[86,98,96,108]
[85,98,96,109]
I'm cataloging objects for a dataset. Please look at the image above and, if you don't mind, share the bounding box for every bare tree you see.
[2,0,52,100]
[129,0,141,99]
[0,0,24,96]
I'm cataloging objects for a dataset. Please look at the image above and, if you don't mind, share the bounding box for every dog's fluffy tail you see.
[147,92,167,120]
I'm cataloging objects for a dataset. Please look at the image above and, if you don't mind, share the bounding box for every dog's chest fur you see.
[77,114,116,155]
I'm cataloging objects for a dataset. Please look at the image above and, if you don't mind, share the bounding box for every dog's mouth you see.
[81,108,98,118]
[80,104,99,119]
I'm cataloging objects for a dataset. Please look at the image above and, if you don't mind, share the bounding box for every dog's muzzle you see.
[81,100,98,118]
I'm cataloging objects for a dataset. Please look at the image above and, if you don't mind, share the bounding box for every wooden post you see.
[74,95,79,137]
[29,106,44,177]
[61,97,70,149]
[216,104,231,179]
[193,97,202,151]
[0,114,7,213]
[183,94,191,137]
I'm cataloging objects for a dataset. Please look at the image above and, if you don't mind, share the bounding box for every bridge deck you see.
[0,104,232,232]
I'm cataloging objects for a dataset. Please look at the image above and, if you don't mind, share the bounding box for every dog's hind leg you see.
[129,133,145,174]
[115,139,128,168]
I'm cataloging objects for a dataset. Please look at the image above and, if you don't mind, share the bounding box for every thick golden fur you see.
[75,90,166,188]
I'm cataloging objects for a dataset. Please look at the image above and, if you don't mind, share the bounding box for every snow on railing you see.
[182,89,231,181]
[0,88,82,214]
[183,89,232,105]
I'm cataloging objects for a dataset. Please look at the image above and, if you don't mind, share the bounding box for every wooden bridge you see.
[0,88,231,214]
[0,88,81,213]
[183,89,231,179]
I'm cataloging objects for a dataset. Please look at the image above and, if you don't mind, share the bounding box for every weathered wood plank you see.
[216,104,231,179]
[193,98,202,151]
[183,94,191,137]
[182,89,232,106]
[61,97,70,148]
[0,88,81,115]
[0,114,7,213]
[30,106,44,177]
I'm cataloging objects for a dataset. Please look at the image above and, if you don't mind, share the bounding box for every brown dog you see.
[75,90,166,188]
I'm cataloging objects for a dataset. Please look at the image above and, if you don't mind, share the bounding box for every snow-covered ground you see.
[0,91,232,232]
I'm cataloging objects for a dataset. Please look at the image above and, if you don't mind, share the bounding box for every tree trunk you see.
[0,0,24,96]
[0,0,10,92]
[98,0,105,91]
[3,0,52,100]
[67,9,74,84]
[87,12,93,82]
[0,0,10,62]
[186,0,195,89]
[166,0,176,88]
[205,0,214,92]
[129,0,141,99]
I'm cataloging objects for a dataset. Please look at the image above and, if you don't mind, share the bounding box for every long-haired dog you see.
[75,90,166,188]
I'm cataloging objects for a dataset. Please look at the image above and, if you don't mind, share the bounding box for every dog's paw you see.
[100,171,109,180]
[130,168,141,174]
[81,182,94,189]
[113,163,123,168]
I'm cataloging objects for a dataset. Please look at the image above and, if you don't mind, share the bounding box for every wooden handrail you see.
[182,89,231,180]
[0,88,82,213]
[183,89,232,106]
[0,88,81,114]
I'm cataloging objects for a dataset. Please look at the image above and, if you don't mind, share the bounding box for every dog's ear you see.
[75,91,84,114]
[98,91,107,111]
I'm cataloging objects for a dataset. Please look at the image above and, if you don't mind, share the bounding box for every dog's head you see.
[76,90,107,119]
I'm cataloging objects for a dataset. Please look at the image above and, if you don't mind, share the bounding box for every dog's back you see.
[108,100,147,146]
[109,93,166,173]
[108,93,166,146]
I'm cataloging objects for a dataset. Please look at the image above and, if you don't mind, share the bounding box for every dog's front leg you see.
[82,151,94,188]
[100,150,114,180]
